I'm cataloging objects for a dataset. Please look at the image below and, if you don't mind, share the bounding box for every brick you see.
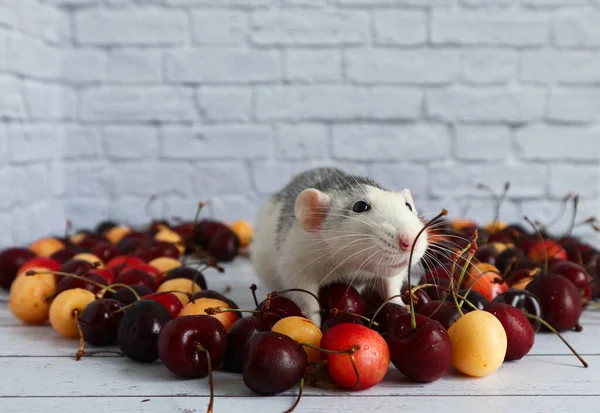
[62,126,103,159]
[6,34,61,79]
[516,125,600,161]
[412,197,465,221]
[108,49,161,84]
[161,125,272,160]
[430,165,547,197]
[0,168,21,209]
[255,85,422,121]
[63,198,110,231]
[455,125,512,160]
[332,124,450,161]
[15,0,69,44]
[346,50,459,85]
[520,51,600,84]
[40,0,101,6]
[0,212,12,247]
[284,0,327,5]
[108,196,157,227]
[61,49,107,84]
[7,124,61,162]
[165,49,280,83]
[63,162,110,197]
[75,8,188,46]
[524,0,588,6]
[0,76,25,119]
[431,10,548,46]
[426,87,546,122]
[0,124,6,165]
[374,10,427,45]
[165,0,274,6]
[251,160,332,194]
[196,87,252,122]
[369,164,428,194]
[104,125,160,159]
[275,124,328,160]
[163,196,209,223]
[547,89,600,123]
[554,12,600,47]
[12,201,67,245]
[191,162,252,195]
[80,86,196,122]
[460,49,517,84]
[462,199,520,227]
[0,30,7,70]
[285,50,342,83]
[336,0,449,5]
[109,162,193,197]
[550,165,599,198]
[191,10,249,45]
[22,81,77,121]
[16,164,50,206]
[0,2,18,28]
[251,10,370,46]
[462,0,518,6]
[208,194,261,224]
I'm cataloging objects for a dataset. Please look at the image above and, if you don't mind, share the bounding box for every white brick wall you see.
[1,0,599,249]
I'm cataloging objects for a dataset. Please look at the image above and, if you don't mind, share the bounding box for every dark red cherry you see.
[484,301,535,361]
[370,302,408,333]
[453,289,489,311]
[320,313,365,333]
[114,268,157,292]
[549,260,593,305]
[77,233,110,250]
[192,220,230,249]
[161,266,207,290]
[242,331,307,395]
[158,315,227,378]
[254,295,304,328]
[50,248,77,264]
[319,282,366,319]
[95,220,118,235]
[493,289,543,332]
[78,299,125,346]
[474,245,499,266]
[526,274,582,332]
[417,300,461,330]
[150,241,180,260]
[402,287,431,312]
[207,230,239,262]
[91,243,119,265]
[115,237,152,262]
[58,259,95,282]
[223,316,271,373]
[386,313,452,383]
[55,272,107,295]
[108,284,153,306]
[495,248,527,274]
[0,247,36,289]
[117,300,173,363]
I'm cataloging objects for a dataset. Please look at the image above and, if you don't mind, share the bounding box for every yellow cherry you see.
[154,229,185,256]
[179,298,237,331]
[72,253,104,268]
[105,225,132,245]
[29,237,65,258]
[148,257,182,274]
[10,267,56,294]
[49,288,96,338]
[229,220,253,248]
[8,275,55,325]
[156,278,202,306]
[271,316,322,364]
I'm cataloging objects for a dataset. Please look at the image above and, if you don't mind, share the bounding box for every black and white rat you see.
[250,167,428,326]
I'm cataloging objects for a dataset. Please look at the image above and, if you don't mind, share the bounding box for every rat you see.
[250,167,429,326]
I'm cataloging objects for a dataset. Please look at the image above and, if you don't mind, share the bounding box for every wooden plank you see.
[0,355,596,398]
[2,395,599,413]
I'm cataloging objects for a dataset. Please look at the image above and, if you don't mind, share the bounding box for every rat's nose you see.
[399,236,412,251]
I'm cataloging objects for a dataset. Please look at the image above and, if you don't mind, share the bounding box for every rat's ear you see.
[294,188,331,232]
[401,189,416,212]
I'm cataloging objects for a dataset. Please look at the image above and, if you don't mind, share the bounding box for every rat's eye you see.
[405,202,413,212]
[352,201,370,213]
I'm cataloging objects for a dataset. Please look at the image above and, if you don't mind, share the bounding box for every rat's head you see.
[294,183,428,279]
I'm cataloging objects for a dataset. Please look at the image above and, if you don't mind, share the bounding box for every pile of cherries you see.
[0,196,598,413]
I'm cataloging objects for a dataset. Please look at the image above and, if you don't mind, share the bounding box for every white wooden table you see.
[1,258,599,413]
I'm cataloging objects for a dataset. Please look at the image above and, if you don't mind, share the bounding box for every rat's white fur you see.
[250,183,428,326]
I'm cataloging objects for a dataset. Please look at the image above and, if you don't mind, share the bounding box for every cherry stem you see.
[250,284,259,307]
[408,284,479,312]
[477,182,510,226]
[193,201,209,226]
[97,283,139,300]
[74,310,85,361]
[407,209,448,330]
[145,194,158,222]
[272,288,320,306]
[524,312,588,368]
[328,308,379,327]
[565,194,580,240]
[26,270,111,293]
[524,216,548,275]
[283,377,305,413]
[194,343,214,413]
[542,192,575,231]
[204,306,280,319]
[298,343,361,391]
[65,219,73,241]
[144,290,195,304]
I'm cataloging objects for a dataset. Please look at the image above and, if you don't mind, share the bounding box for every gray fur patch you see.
[273,167,386,248]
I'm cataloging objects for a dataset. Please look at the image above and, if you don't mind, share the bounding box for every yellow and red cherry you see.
[157,278,201,305]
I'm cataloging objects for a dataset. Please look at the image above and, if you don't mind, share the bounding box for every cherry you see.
[453,289,489,311]
[320,323,390,390]
[423,279,452,301]
[158,315,227,378]
[493,289,543,332]
[255,294,305,327]
[548,260,592,304]
[142,292,184,318]
[242,331,307,395]
[361,287,386,316]
[192,290,239,314]
[117,299,173,363]
[108,284,152,305]
[192,220,230,249]
[505,267,538,289]
[172,222,195,249]
[49,288,96,338]
[0,247,36,289]
[16,257,61,276]
[484,302,534,361]
[321,313,364,333]
[418,300,461,330]
[122,262,162,282]
[77,233,110,250]
[526,273,582,332]
[319,282,366,319]
[150,240,180,260]
[55,272,107,295]
[114,269,157,292]
[369,302,408,333]
[474,244,499,266]
[90,243,119,264]
[528,239,568,262]
[106,256,145,274]
[207,230,239,262]
[495,248,527,274]
[50,248,77,264]
[58,259,95,282]
[386,312,452,383]
[121,231,154,243]
[401,287,431,312]
[78,299,125,346]
[223,316,271,373]
[161,266,207,290]
[95,220,118,235]
[115,237,152,262]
